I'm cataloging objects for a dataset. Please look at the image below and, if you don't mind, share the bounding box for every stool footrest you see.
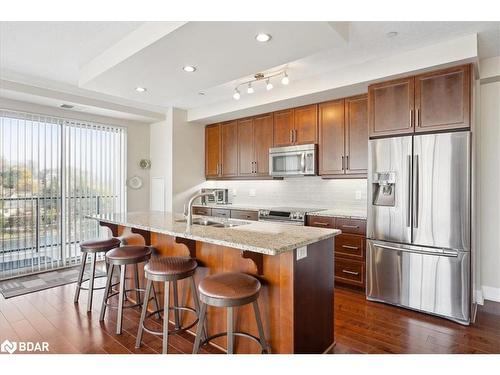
[141,306,199,336]
[200,331,269,354]
[103,288,151,310]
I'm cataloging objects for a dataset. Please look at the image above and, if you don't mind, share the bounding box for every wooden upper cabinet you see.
[294,104,318,145]
[220,121,238,177]
[415,64,470,132]
[319,99,345,176]
[253,113,274,176]
[369,77,414,138]
[205,124,221,178]
[345,95,368,175]
[273,109,294,146]
[237,118,254,176]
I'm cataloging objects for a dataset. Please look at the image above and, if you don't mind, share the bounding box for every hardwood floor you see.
[1,281,499,354]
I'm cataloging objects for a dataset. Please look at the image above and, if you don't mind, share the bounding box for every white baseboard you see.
[482,286,500,303]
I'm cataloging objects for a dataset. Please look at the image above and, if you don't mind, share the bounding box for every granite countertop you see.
[88,211,339,256]
[193,203,367,219]
[307,209,367,220]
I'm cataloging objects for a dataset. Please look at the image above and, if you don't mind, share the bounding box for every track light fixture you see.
[232,69,289,100]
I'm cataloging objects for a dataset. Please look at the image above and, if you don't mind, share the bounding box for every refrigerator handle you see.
[407,155,412,227]
[413,155,419,228]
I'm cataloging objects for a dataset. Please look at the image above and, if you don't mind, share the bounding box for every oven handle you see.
[258,218,305,226]
[301,152,306,172]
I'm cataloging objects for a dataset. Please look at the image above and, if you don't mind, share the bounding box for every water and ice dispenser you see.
[372,172,396,206]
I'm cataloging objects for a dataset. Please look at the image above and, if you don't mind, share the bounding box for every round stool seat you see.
[106,245,152,265]
[145,256,197,280]
[199,272,261,307]
[80,237,121,252]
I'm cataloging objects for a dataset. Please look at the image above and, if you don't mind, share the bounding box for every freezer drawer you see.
[366,240,470,324]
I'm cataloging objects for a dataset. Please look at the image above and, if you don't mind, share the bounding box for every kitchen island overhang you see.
[88,212,340,354]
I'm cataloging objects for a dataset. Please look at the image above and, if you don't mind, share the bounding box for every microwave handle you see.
[301,153,306,172]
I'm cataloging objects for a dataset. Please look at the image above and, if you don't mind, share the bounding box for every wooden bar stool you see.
[99,245,159,334]
[74,237,122,312]
[192,272,270,354]
[135,256,205,354]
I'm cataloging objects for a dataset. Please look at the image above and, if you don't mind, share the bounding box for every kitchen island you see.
[89,211,340,354]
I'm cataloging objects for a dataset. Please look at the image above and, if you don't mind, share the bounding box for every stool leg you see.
[87,252,97,313]
[151,282,162,319]
[73,252,87,303]
[135,278,153,349]
[134,263,141,305]
[227,306,234,354]
[253,301,269,353]
[192,302,207,354]
[172,280,181,329]
[116,265,126,335]
[190,276,207,341]
[162,281,170,354]
[99,264,114,321]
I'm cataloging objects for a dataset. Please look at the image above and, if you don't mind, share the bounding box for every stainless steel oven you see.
[269,144,317,177]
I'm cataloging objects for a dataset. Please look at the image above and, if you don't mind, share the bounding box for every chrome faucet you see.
[185,191,219,226]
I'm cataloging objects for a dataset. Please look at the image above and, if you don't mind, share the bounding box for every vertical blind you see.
[0,109,126,279]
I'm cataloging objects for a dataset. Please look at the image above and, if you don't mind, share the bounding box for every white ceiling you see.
[0,21,499,123]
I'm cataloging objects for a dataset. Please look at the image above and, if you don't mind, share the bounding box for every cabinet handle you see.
[346,155,349,170]
[290,129,293,143]
[341,245,359,250]
[342,269,359,276]
[410,109,414,127]
[417,108,421,127]
[254,161,258,174]
[313,221,330,226]
[216,163,219,175]
[341,156,344,170]
[294,129,297,143]
[342,224,359,229]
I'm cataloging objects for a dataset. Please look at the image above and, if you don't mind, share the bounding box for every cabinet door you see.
[318,99,345,175]
[253,113,274,176]
[369,77,414,137]
[205,124,221,178]
[273,109,294,146]
[221,121,238,177]
[345,95,368,175]
[415,64,470,132]
[294,104,318,145]
[237,118,254,176]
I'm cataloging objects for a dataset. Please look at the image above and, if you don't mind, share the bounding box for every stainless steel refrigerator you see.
[366,131,471,324]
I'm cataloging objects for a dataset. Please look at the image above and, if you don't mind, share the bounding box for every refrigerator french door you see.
[367,131,471,324]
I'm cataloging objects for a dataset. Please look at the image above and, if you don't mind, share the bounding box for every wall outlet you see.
[296,246,307,260]
[232,189,237,196]
[249,189,256,197]
[355,190,362,200]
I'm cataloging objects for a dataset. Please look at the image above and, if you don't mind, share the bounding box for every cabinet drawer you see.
[335,234,365,260]
[212,208,230,218]
[230,209,258,221]
[335,218,366,235]
[335,258,364,287]
[306,215,335,228]
[193,207,212,216]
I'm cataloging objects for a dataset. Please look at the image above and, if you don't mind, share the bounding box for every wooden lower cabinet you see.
[193,206,258,221]
[307,215,366,291]
[192,206,212,216]
[230,209,258,221]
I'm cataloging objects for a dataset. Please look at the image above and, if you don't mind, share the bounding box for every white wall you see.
[476,58,500,302]
[149,108,205,213]
[0,97,151,211]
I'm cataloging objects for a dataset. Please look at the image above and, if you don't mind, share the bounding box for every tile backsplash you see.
[201,177,367,212]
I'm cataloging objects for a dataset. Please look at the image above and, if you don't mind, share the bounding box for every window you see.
[0,110,126,279]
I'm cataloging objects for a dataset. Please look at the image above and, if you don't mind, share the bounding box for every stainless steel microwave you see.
[269,144,317,177]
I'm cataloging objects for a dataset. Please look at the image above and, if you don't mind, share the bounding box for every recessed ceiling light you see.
[386,31,398,38]
[183,65,197,72]
[198,91,205,96]
[135,87,147,92]
[60,104,74,109]
[255,33,272,43]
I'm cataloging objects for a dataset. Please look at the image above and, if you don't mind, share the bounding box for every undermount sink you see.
[176,217,248,228]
